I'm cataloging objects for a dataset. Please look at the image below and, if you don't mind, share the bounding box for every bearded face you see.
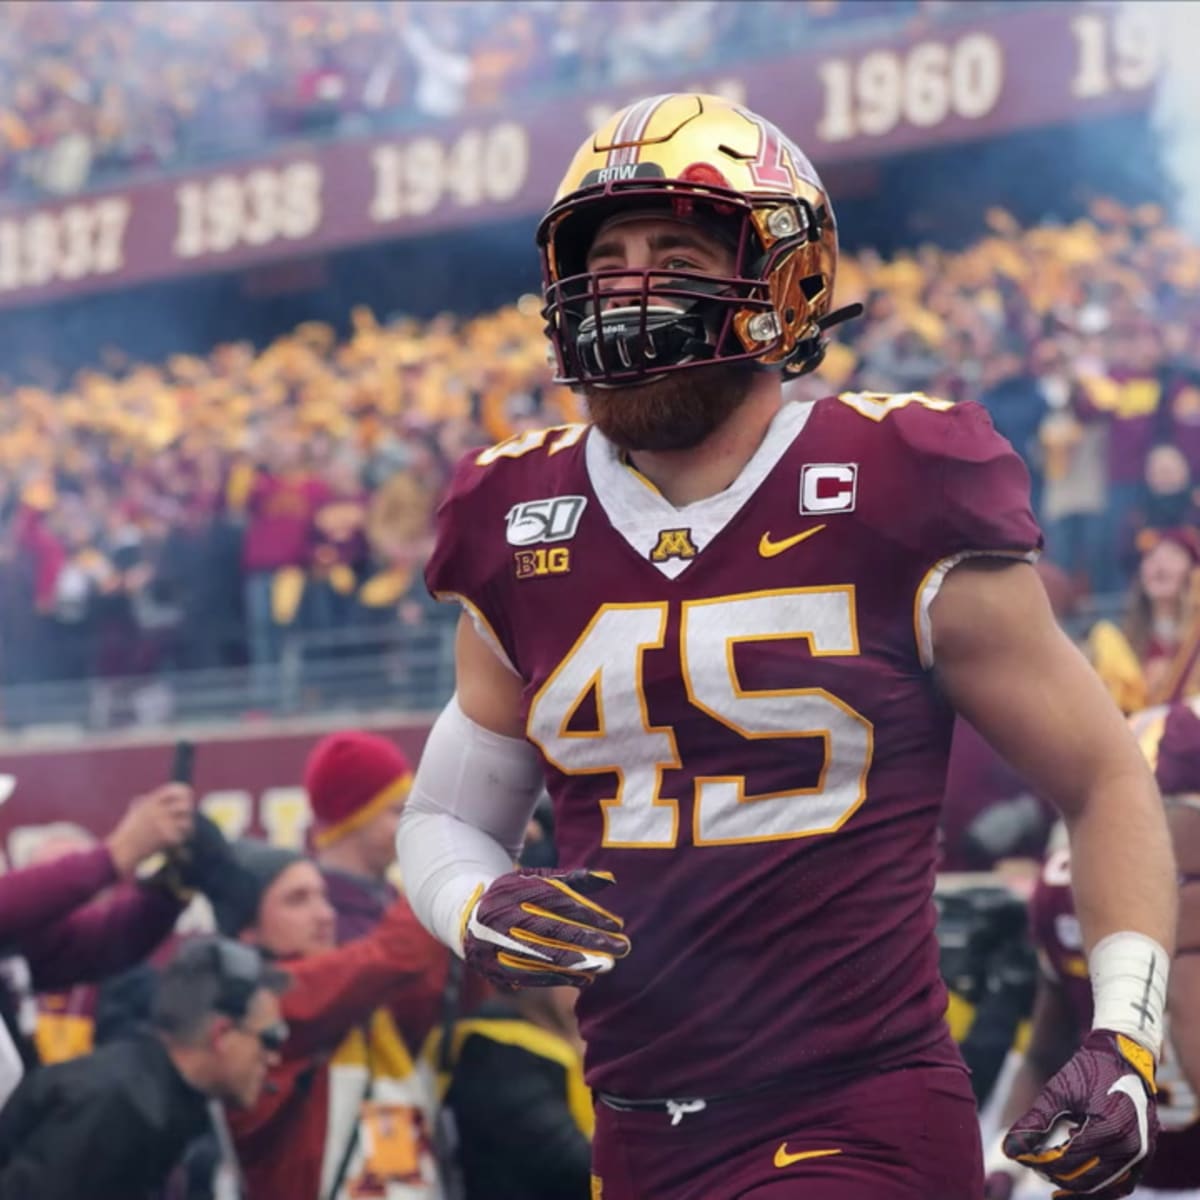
[583,361,756,453]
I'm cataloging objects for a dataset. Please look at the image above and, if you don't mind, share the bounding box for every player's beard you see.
[583,362,756,453]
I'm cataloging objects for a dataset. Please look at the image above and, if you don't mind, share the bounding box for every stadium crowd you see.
[2,197,1199,719]
[0,0,991,197]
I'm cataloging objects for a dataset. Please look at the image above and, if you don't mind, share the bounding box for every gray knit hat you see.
[212,840,306,937]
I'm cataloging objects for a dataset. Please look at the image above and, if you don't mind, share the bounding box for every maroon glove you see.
[462,867,631,989]
[982,1171,1017,1200]
[1003,1030,1159,1198]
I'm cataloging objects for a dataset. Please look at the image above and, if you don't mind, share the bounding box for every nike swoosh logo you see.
[759,525,826,559]
[1105,1075,1150,1175]
[467,912,552,962]
[467,913,615,974]
[774,1145,842,1168]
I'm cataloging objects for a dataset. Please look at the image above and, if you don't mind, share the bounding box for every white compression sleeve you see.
[396,694,544,955]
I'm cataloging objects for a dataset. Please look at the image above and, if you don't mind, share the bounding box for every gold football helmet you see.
[536,93,858,387]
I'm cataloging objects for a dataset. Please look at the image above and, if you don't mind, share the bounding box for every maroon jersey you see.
[426,393,1041,1097]
[1031,844,1200,1190]
[1169,379,1200,472]
[1077,370,1162,486]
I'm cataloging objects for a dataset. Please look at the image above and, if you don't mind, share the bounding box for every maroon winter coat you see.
[0,845,182,990]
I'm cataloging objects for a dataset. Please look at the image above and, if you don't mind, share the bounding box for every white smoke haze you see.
[1140,0,1200,240]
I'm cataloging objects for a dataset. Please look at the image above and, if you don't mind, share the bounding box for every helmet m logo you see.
[735,107,818,191]
[650,528,699,562]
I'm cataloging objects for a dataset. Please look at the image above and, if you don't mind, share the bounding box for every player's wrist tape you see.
[1089,931,1170,1059]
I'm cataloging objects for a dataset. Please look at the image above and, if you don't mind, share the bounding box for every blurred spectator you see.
[0,0,947,195]
[0,936,287,1200]
[1161,317,1200,467]
[1142,445,1200,529]
[977,340,1049,516]
[435,987,591,1200]
[308,731,413,920]
[402,6,472,119]
[307,727,445,1024]
[1074,317,1167,594]
[216,840,446,1199]
[307,731,474,1196]
[240,439,333,685]
[1088,527,1200,713]
[1117,444,1200,576]
[307,457,371,635]
[88,809,259,1053]
[24,828,104,1067]
[0,783,194,1100]
[1038,340,1110,595]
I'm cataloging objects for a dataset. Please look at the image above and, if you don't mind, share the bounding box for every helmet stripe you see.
[608,97,651,167]
[605,101,643,168]
[607,94,673,168]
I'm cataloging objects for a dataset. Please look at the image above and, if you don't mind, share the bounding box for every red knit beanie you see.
[305,731,412,848]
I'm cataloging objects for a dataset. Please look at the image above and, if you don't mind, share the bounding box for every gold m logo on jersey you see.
[650,528,698,562]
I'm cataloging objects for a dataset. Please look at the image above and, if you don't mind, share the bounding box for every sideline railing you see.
[0,611,458,736]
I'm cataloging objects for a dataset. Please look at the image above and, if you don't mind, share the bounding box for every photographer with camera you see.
[0,937,287,1200]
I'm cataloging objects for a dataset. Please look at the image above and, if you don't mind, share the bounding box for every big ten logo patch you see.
[515,546,572,579]
[505,495,587,546]
[650,528,698,562]
[799,463,857,514]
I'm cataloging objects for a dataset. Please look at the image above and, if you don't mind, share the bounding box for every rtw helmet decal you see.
[537,93,861,389]
[579,162,665,188]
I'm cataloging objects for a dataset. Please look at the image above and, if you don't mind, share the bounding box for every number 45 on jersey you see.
[527,590,874,851]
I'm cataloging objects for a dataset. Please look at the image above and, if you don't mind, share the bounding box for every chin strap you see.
[783,302,865,378]
[820,302,866,333]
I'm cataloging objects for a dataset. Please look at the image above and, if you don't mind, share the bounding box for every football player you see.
[984,701,1200,1199]
[396,94,1176,1199]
